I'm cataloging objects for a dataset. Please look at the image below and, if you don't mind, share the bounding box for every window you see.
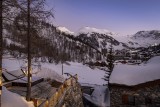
[122,95,135,105]
[145,97,152,104]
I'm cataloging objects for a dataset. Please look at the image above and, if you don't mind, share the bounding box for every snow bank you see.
[2,87,34,107]
[110,56,160,86]
[40,62,106,85]
[83,84,110,107]
[2,55,106,85]
[146,56,160,64]
[61,62,106,85]
[2,55,25,71]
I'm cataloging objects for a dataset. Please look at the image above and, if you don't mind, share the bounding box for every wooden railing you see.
[37,74,78,107]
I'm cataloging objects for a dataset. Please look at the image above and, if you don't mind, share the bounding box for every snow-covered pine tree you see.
[103,37,114,84]
[107,38,114,73]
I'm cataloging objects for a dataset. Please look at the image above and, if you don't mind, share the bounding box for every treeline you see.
[2,1,103,64]
[1,0,105,64]
[4,20,103,63]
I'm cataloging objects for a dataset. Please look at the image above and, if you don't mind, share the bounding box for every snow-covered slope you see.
[38,62,107,85]
[76,27,129,51]
[5,38,25,48]
[129,30,160,47]
[77,27,160,49]
[2,55,106,85]
[78,27,115,36]
[2,55,26,71]
[110,56,160,86]
[56,26,74,35]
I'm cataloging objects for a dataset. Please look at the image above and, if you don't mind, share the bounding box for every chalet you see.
[127,60,142,64]
[130,52,139,60]
[110,80,160,107]
[109,56,160,107]
[157,49,160,55]
[114,49,129,60]
[114,59,142,65]
[2,69,80,107]
[139,52,148,58]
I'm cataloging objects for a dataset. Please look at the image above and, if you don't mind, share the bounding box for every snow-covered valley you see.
[2,53,160,107]
[2,25,160,107]
[2,54,160,86]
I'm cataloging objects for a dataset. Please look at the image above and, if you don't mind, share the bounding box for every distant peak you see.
[56,27,74,35]
[78,26,115,35]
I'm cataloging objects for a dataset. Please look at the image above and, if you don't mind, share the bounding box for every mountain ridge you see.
[57,26,160,49]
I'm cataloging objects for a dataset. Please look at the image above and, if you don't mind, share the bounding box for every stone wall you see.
[110,83,160,107]
[60,83,84,107]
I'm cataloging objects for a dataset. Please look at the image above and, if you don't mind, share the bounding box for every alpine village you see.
[0,0,160,107]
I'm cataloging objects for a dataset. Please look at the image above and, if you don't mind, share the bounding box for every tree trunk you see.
[26,0,32,101]
[0,0,3,102]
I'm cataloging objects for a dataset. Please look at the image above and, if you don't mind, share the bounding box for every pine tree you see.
[103,38,114,84]
[107,38,114,73]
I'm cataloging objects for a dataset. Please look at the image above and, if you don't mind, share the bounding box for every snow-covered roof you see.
[62,62,107,85]
[110,56,160,86]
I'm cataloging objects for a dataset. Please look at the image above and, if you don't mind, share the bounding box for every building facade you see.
[110,80,160,107]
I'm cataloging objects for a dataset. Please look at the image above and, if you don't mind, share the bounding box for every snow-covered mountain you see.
[78,27,116,36]
[55,26,160,50]
[75,27,129,51]
[132,30,160,39]
[56,27,74,35]
[76,27,160,49]
[129,30,160,47]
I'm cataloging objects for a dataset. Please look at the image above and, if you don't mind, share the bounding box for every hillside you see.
[76,27,129,51]
[3,21,103,64]
[75,27,160,50]
[3,15,160,66]
[128,30,160,47]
